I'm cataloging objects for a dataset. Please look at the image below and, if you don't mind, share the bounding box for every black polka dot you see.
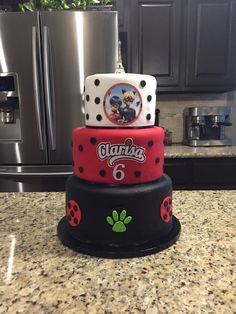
[169,211,172,217]
[164,201,168,207]
[71,210,75,217]
[78,145,83,152]
[155,157,160,164]
[90,137,97,144]
[134,171,141,177]
[148,140,154,147]
[164,214,168,220]
[100,170,106,177]
[140,80,146,87]
[86,95,90,102]
[167,206,170,212]
[73,205,77,211]
[96,114,102,121]
[79,166,84,173]
[67,215,71,221]
[147,95,152,102]
[68,202,71,209]
[74,217,78,224]
[94,79,100,86]
[86,113,89,120]
[146,114,151,120]
[95,97,100,104]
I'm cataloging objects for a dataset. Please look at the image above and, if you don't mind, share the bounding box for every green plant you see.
[41,0,69,10]
[19,0,37,11]
[19,0,111,11]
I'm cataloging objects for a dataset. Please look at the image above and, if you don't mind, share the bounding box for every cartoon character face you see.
[110,96,122,112]
[111,103,120,112]
[122,90,136,107]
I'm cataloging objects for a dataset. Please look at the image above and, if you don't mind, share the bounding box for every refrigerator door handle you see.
[32,26,45,151]
[43,26,56,151]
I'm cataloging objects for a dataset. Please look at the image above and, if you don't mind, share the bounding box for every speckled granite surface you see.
[0,191,235,314]
[164,144,236,158]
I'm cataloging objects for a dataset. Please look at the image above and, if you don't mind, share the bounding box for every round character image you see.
[104,83,142,126]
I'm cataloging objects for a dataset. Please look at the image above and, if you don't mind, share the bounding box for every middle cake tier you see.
[73,126,164,185]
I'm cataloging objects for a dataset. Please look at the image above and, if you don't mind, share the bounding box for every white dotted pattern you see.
[84,73,157,127]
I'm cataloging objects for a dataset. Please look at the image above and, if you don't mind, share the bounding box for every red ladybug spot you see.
[160,196,173,223]
[66,200,82,227]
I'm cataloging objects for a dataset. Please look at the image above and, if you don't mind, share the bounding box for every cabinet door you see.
[164,159,192,188]
[192,158,236,188]
[186,0,236,88]
[130,0,182,88]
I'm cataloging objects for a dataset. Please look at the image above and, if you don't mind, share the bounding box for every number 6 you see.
[113,164,125,181]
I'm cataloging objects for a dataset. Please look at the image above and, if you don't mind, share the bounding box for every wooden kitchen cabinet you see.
[126,0,236,92]
[129,0,183,91]
[138,0,182,87]
[164,157,236,189]
[186,0,236,90]
[164,159,191,186]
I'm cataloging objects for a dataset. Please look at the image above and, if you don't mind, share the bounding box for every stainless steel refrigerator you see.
[0,11,118,191]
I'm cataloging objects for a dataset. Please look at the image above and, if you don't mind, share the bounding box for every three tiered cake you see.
[57,73,181,258]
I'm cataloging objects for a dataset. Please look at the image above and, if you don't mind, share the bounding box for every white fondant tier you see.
[84,73,157,128]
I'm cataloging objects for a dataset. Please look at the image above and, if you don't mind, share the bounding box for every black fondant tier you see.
[57,174,181,257]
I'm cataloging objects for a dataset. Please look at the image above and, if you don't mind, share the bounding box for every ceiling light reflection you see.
[4,234,16,284]
[15,143,22,164]
[0,32,8,73]
[75,14,85,96]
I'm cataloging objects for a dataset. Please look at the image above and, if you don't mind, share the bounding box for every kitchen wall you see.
[156,93,236,144]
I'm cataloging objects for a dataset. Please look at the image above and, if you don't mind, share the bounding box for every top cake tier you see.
[84,73,157,128]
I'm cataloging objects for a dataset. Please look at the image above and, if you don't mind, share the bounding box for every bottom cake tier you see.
[58,174,181,258]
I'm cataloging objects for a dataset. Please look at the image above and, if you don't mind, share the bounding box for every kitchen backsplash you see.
[156,93,234,143]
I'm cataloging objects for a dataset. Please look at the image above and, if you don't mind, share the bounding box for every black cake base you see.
[57,174,181,258]
[58,215,181,258]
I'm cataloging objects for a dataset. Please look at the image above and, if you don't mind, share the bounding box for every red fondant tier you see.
[72,127,164,185]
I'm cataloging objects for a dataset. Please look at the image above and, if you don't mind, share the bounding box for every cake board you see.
[57,215,181,258]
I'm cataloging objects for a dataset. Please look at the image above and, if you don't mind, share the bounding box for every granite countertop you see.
[164,144,236,158]
[0,191,235,313]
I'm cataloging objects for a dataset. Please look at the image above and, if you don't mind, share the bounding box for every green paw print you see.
[106,209,133,233]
